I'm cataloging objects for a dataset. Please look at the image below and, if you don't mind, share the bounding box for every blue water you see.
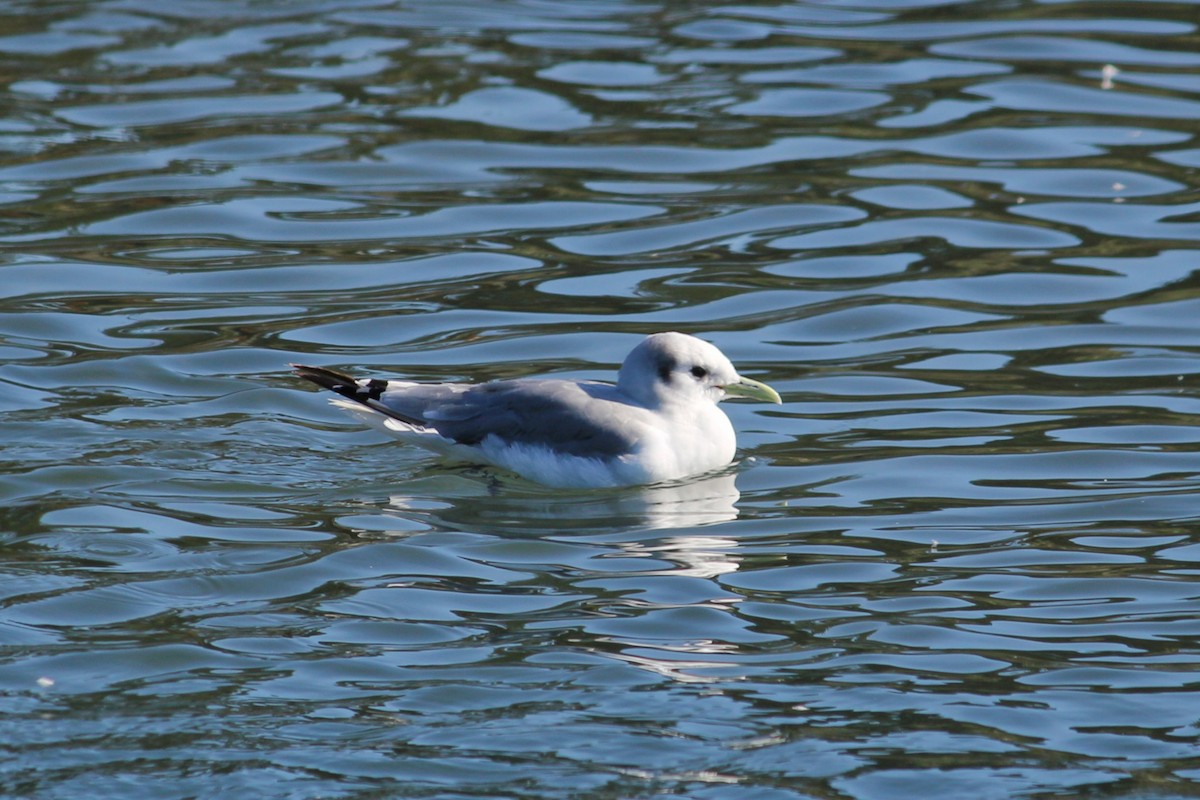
[2,0,1200,797]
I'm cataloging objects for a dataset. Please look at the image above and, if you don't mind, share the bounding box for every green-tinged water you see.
[2,0,1200,797]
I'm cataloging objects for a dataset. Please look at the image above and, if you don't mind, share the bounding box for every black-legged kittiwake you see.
[293,331,780,488]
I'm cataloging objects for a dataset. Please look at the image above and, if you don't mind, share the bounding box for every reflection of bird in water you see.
[385,471,743,534]
[378,472,750,686]
[631,532,742,578]
[294,332,779,488]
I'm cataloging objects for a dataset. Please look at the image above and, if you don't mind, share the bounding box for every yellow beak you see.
[723,376,782,404]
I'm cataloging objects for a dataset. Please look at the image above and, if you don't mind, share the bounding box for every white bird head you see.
[617,332,781,409]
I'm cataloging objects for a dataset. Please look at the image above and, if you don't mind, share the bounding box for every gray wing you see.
[380,379,643,459]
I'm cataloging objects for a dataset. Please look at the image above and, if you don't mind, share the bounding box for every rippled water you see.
[3,0,1200,797]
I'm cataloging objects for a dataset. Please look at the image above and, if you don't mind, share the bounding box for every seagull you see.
[292,331,781,489]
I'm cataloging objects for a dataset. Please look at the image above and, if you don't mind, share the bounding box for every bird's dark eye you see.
[690,366,708,379]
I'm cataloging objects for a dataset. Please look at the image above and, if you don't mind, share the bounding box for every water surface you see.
[2,0,1200,797]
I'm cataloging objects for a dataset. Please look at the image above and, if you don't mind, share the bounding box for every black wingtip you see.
[292,364,362,397]
[291,364,425,426]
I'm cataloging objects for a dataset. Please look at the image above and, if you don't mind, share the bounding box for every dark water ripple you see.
[2,0,1200,797]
